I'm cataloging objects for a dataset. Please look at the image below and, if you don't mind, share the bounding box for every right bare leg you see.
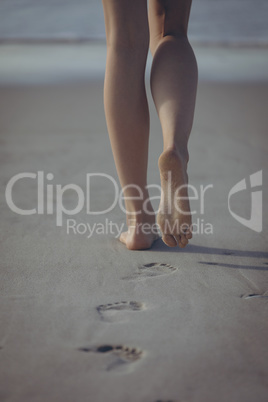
[149,0,198,247]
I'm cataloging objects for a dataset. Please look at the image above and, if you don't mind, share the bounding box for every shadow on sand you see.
[151,239,268,263]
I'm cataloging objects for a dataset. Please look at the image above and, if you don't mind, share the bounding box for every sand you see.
[0,44,268,402]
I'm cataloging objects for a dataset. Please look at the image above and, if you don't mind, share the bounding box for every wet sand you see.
[0,45,268,402]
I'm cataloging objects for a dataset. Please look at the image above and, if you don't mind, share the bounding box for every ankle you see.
[127,210,155,226]
[124,191,155,219]
[162,145,189,166]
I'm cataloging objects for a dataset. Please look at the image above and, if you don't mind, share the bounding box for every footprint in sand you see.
[97,301,145,322]
[122,262,178,280]
[78,344,143,371]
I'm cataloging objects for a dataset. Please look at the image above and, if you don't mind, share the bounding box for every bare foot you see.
[119,214,159,250]
[157,147,192,248]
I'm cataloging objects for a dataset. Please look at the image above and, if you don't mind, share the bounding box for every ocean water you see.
[0,0,267,46]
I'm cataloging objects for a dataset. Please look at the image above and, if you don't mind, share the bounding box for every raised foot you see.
[157,148,192,248]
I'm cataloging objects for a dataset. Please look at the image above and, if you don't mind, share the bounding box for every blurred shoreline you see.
[0,42,267,86]
[1,0,268,48]
[0,37,268,48]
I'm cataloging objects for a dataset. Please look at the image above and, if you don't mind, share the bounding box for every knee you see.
[107,37,149,57]
[150,0,191,49]
[150,30,188,56]
[163,27,189,40]
[162,10,189,41]
[106,25,149,54]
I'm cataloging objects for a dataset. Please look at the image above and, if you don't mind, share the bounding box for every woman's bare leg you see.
[102,0,158,250]
[149,0,198,247]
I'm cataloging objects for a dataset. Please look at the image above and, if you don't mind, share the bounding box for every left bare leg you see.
[102,0,158,249]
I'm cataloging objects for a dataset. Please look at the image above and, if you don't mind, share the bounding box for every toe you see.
[174,235,180,247]
[174,235,185,248]
[162,234,177,247]
[180,234,189,247]
[185,225,192,239]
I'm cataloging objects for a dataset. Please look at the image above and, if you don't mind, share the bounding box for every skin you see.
[102,0,198,250]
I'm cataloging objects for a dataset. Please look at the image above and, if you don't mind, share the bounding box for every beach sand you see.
[0,45,267,402]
